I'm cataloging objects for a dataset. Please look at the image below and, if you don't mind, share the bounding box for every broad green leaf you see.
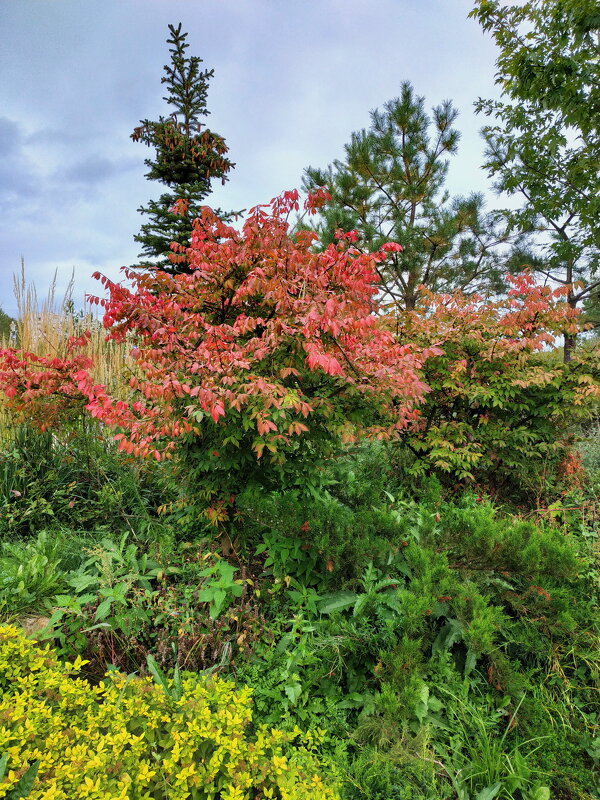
[529,788,550,800]
[475,783,502,800]
[318,591,358,615]
[95,598,113,621]
[146,654,170,696]
[464,649,477,677]
[284,682,302,704]
[9,759,39,798]
[432,619,464,654]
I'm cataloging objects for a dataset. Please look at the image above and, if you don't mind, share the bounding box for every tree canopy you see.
[470,0,600,360]
[0,309,14,343]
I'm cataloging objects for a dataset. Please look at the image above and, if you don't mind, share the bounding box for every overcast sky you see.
[0,0,502,318]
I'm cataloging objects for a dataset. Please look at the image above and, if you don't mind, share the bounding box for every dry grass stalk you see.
[9,259,132,393]
[0,262,136,439]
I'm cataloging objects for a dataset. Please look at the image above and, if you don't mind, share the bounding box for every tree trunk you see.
[563,330,576,363]
[563,284,577,363]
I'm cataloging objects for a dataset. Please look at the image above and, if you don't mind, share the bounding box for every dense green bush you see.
[0,422,597,800]
[0,530,270,680]
[232,479,599,799]
[2,435,596,800]
[0,424,173,538]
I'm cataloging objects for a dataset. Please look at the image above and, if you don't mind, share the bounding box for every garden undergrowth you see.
[0,433,598,799]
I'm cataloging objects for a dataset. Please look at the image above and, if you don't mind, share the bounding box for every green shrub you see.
[0,625,339,799]
[0,532,68,620]
[234,486,599,799]
[436,499,581,580]
[237,486,436,588]
[22,534,270,679]
[0,424,172,538]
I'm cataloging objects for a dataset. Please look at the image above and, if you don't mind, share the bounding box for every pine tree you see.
[302,82,513,310]
[132,23,234,272]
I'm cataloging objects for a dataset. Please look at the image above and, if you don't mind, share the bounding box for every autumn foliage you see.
[1,192,599,511]
[78,191,432,517]
[394,273,600,494]
[0,332,93,432]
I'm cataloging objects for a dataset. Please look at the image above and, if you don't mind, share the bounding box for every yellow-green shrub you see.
[0,626,339,800]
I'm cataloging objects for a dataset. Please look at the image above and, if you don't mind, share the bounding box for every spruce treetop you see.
[132,23,235,272]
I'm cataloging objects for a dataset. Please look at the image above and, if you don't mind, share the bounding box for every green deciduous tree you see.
[132,23,235,273]
[0,308,14,343]
[303,82,513,310]
[470,0,600,361]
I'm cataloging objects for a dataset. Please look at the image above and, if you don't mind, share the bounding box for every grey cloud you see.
[0,163,37,208]
[0,0,502,318]
[0,117,24,156]
[0,117,39,210]
[25,127,90,147]
[61,154,139,186]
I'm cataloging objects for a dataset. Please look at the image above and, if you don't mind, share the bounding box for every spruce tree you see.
[132,23,234,273]
[303,82,513,310]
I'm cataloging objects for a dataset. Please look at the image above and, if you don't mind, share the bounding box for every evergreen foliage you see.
[303,82,514,309]
[132,23,234,272]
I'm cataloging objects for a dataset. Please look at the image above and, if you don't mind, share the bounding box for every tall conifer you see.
[132,23,234,272]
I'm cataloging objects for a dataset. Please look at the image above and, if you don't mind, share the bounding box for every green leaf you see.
[318,591,358,615]
[172,662,183,702]
[146,654,171,697]
[529,788,550,800]
[352,594,369,617]
[336,692,366,710]
[413,683,429,723]
[95,598,113,621]
[67,573,98,593]
[9,759,39,798]
[432,619,464,654]
[284,682,302,704]
[464,648,478,677]
[381,592,403,615]
[210,590,226,618]
[275,633,294,655]
[111,582,129,603]
[475,783,502,800]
